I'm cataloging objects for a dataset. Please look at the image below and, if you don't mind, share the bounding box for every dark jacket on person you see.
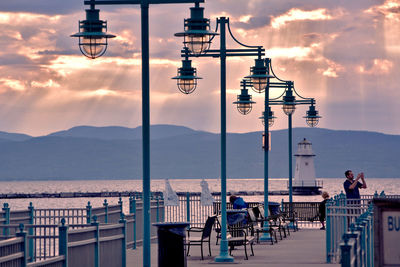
[319,199,328,222]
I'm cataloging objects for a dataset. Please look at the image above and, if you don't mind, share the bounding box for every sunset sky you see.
[0,0,399,136]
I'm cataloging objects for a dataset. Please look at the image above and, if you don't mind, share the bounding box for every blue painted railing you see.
[0,197,164,266]
[326,192,377,263]
[340,205,374,267]
[326,191,400,266]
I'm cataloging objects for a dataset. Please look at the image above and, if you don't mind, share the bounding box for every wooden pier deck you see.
[127,228,340,266]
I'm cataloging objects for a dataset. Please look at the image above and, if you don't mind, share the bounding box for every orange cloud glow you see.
[356,59,393,75]
[271,8,335,29]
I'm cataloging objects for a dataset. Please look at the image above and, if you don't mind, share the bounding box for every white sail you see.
[200,179,214,206]
[163,179,179,206]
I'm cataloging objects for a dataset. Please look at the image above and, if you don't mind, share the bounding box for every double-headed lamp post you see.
[268,77,321,217]
[173,7,269,261]
[234,58,321,236]
[71,1,205,267]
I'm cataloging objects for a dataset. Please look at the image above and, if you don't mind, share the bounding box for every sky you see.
[0,0,400,136]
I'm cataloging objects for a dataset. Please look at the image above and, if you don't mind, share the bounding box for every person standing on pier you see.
[343,170,367,201]
[318,191,330,230]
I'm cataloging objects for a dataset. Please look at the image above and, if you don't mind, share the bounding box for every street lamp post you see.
[236,58,321,233]
[268,72,321,218]
[72,1,204,267]
[174,15,267,262]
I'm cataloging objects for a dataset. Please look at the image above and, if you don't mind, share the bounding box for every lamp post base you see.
[259,232,272,242]
[215,255,234,263]
[288,222,297,230]
[215,240,234,263]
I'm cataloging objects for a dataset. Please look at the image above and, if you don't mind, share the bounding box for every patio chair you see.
[215,215,221,245]
[282,210,299,231]
[186,216,216,260]
[248,207,276,244]
[227,217,255,260]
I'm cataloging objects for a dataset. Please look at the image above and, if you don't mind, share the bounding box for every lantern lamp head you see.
[259,107,276,126]
[172,59,202,94]
[304,105,321,127]
[71,8,116,59]
[233,80,255,115]
[282,84,296,115]
[172,59,201,94]
[245,58,274,93]
[175,4,218,56]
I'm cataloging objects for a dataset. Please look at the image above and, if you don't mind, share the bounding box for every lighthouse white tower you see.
[293,138,322,195]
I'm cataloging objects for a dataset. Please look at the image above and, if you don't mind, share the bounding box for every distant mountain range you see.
[0,125,398,180]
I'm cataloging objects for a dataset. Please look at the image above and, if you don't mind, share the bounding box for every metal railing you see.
[291,180,324,187]
[281,201,321,227]
[164,192,219,227]
[325,191,400,264]
[0,197,164,266]
[339,206,374,267]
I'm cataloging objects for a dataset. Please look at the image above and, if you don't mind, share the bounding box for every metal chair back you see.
[202,216,216,240]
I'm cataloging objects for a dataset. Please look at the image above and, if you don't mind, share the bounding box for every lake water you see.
[0,178,399,211]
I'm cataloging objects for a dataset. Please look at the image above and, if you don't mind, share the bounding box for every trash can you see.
[153,222,190,267]
[268,202,281,215]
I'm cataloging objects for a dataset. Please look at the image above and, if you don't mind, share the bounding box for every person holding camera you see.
[343,170,367,200]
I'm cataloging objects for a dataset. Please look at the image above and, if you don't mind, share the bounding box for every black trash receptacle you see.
[268,202,281,215]
[153,222,190,267]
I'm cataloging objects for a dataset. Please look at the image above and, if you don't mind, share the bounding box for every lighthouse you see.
[293,138,322,195]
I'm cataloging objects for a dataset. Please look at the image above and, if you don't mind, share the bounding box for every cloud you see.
[270,8,335,29]
[1,0,400,136]
[0,0,93,15]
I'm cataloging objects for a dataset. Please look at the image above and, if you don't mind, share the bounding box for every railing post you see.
[92,215,100,267]
[16,224,27,267]
[186,192,190,223]
[129,196,135,214]
[340,234,351,267]
[326,199,332,263]
[354,220,363,267]
[120,213,127,267]
[118,197,123,215]
[341,193,347,231]
[129,196,137,249]
[156,196,160,222]
[86,202,92,224]
[103,199,108,223]
[59,218,68,267]
[28,202,34,262]
[2,203,10,237]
